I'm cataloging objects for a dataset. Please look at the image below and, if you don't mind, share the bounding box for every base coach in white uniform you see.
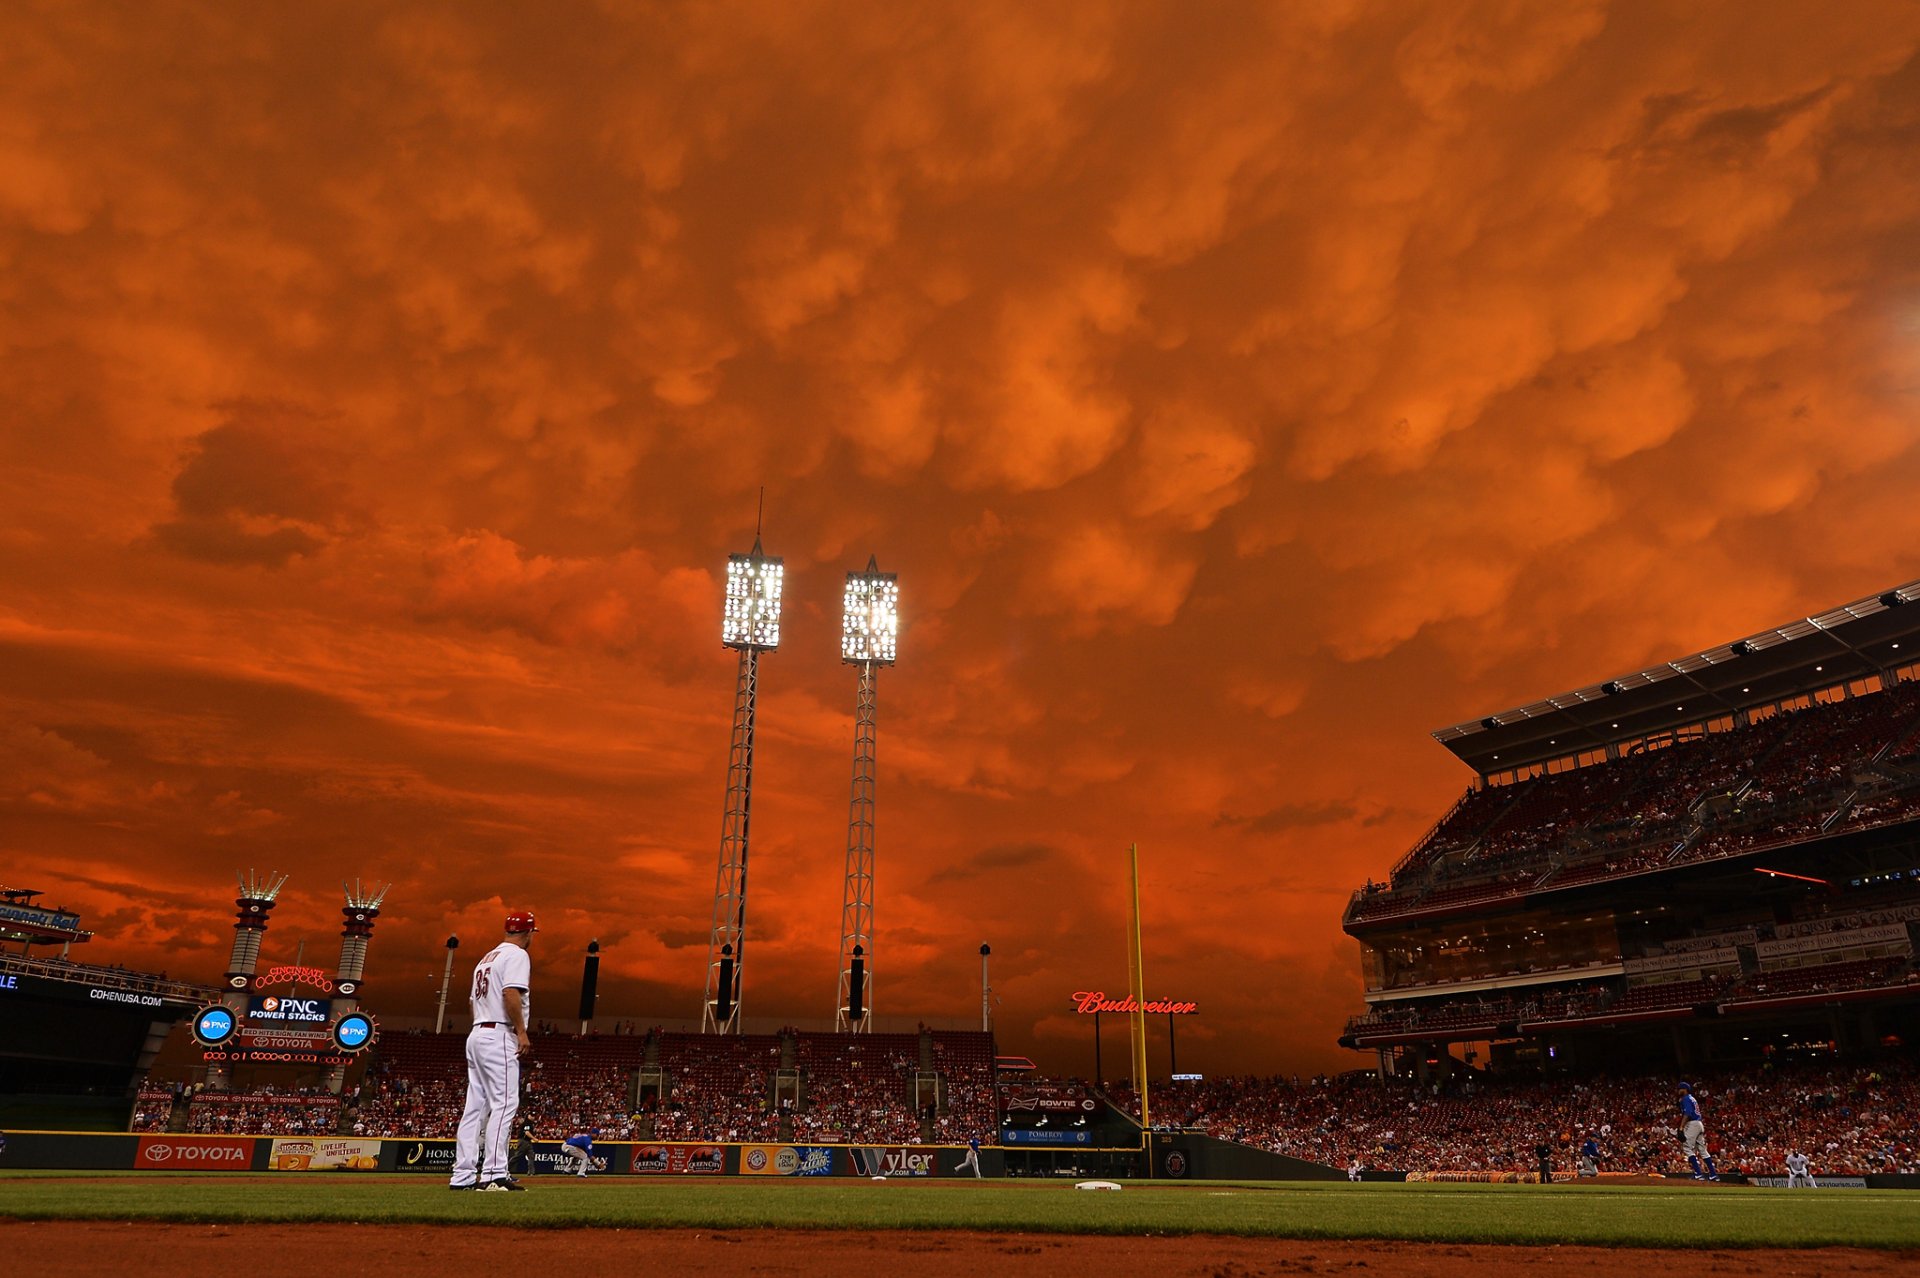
[450,910,537,1191]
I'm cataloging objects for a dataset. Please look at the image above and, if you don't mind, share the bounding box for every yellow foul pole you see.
[1127,842,1150,1136]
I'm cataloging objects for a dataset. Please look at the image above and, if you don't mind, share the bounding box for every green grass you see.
[1,1174,1917,1249]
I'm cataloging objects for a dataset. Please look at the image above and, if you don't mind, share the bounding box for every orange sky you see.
[4,2,1920,1074]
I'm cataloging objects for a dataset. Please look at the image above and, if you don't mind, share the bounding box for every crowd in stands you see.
[651,1032,781,1142]
[1353,681,1920,923]
[1348,954,1916,1042]
[337,1027,996,1144]
[1122,1056,1920,1176]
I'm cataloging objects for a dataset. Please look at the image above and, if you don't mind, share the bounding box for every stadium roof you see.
[1434,577,1920,777]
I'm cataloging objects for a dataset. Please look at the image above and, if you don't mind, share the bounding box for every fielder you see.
[957,1135,983,1179]
[1578,1135,1600,1178]
[1676,1081,1718,1181]
[1785,1149,1817,1189]
[1347,1157,1364,1183]
[450,910,537,1193]
[557,1128,599,1177]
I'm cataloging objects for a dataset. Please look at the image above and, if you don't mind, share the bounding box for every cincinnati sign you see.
[1071,991,1198,1015]
[254,965,334,992]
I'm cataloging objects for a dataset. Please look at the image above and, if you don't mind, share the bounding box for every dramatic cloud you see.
[2,0,1919,1073]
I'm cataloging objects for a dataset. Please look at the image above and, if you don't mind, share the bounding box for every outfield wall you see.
[0,1131,1006,1178]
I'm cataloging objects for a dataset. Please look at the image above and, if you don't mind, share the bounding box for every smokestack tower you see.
[223,869,288,1003]
[334,879,390,1009]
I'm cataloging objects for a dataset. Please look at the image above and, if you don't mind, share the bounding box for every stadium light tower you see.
[702,534,783,1033]
[835,556,898,1032]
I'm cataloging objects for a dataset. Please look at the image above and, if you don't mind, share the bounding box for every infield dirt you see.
[6,1220,1915,1277]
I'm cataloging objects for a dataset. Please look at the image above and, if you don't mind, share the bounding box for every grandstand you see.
[342,1026,997,1145]
[1342,579,1920,1079]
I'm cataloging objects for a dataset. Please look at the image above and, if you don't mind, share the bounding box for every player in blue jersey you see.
[957,1135,983,1178]
[556,1127,598,1177]
[1677,1082,1717,1181]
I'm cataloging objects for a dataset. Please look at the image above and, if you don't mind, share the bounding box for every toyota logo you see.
[148,1144,173,1160]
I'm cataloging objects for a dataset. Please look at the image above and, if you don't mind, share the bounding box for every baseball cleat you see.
[482,1178,527,1192]
[449,1183,477,1191]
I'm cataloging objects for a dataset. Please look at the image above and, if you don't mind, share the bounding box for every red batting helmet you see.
[505,910,539,934]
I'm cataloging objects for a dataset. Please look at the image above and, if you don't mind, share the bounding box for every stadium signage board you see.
[247,994,332,1024]
[0,902,82,932]
[845,1147,938,1177]
[237,1026,332,1052]
[135,1136,254,1168]
[270,1138,381,1171]
[254,964,335,992]
[1071,991,1198,1015]
[0,974,15,991]
[631,1144,725,1175]
[1000,1128,1092,1145]
[391,1141,458,1173]
[740,1144,836,1176]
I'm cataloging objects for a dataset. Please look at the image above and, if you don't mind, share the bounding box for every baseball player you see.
[1785,1148,1817,1189]
[1676,1081,1717,1181]
[1347,1157,1364,1183]
[957,1135,983,1179]
[1578,1135,1600,1178]
[450,910,537,1192]
[557,1127,599,1177]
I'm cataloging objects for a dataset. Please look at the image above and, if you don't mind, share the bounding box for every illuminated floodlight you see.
[722,547,784,650]
[841,558,898,665]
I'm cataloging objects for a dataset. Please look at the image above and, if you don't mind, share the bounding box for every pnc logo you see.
[261,997,280,1012]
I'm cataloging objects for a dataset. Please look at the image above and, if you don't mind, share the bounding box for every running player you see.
[1677,1081,1717,1181]
[956,1135,983,1179]
[450,911,537,1192]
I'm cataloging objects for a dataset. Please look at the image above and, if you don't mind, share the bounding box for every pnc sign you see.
[1071,991,1198,1015]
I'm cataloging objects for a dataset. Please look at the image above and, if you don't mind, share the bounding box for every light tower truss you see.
[703,538,783,1033]
[836,557,897,1032]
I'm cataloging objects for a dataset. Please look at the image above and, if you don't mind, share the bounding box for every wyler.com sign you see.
[631,1144,725,1175]
[247,995,332,1024]
[136,1137,255,1169]
[845,1147,939,1178]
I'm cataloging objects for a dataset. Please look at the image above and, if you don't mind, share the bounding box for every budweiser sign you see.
[137,1137,254,1168]
[1072,991,1197,1015]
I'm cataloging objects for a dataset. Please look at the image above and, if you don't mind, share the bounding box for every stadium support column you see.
[213,869,287,1086]
[703,536,783,1034]
[1127,844,1151,1141]
[836,556,898,1033]
[327,880,388,1094]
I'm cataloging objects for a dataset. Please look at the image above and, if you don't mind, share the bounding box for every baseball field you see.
[3,1173,1917,1275]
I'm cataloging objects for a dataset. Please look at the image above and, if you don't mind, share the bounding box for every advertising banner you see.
[631,1143,726,1175]
[1000,1128,1092,1145]
[135,1136,255,1169]
[740,1144,836,1176]
[1754,924,1909,960]
[245,994,334,1025]
[1000,1083,1097,1114]
[527,1142,620,1176]
[238,1027,334,1053]
[270,1137,381,1170]
[387,1140,458,1173]
[843,1146,940,1178]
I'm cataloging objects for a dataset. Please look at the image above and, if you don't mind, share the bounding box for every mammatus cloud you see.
[1,1,1919,1072]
